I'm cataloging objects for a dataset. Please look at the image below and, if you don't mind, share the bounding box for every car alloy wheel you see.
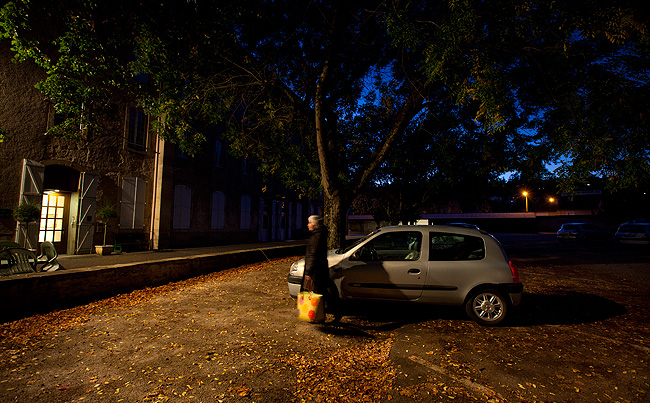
[466,288,508,326]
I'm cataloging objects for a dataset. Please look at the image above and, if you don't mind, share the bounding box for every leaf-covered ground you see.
[1,241,649,402]
[1,257,413,402]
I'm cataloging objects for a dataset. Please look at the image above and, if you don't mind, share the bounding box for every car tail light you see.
[509,261,520,283]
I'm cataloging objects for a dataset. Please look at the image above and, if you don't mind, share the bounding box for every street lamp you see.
[522,191,529,212]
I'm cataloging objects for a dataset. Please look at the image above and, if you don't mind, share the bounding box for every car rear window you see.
[429,232,485,261]
[562,224,579,230]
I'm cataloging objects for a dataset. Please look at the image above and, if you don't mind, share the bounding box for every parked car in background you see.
[288,225,522,326]
[556,223,611,242]
[614,223,650,245]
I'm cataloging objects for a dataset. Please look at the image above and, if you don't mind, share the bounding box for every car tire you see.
[465,288,508,326]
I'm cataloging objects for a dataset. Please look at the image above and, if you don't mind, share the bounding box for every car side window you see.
[356,231,422,261]
[429,232,485,261]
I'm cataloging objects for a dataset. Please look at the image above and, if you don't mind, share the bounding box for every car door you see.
[338,230,426,300]
[423,231,487,304]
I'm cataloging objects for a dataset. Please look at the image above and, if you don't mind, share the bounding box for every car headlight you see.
[289,260,303,276]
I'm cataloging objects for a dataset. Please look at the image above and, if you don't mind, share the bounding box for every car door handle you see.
[408,269,421,275]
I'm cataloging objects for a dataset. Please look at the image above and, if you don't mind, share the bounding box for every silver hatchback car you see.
[288,225,522,325]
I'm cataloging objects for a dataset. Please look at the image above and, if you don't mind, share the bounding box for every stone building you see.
[0,44,317,254]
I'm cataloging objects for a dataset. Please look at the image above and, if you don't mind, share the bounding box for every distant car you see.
[614,223,650,245]
[287,225,522,326]
[556,223,610,241]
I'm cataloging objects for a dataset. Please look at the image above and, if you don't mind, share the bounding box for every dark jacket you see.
[303,225,329,291]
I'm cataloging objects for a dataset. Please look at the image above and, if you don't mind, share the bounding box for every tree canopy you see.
[1,0,648,247]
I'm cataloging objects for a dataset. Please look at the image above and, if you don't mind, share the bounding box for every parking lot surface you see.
[0,234,648,402]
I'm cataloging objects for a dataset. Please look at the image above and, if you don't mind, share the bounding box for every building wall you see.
[0,45,156,252]
[1,44,317,253]
[156,134,316,249]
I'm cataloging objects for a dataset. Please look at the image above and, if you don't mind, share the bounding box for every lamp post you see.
[522,191,529,212]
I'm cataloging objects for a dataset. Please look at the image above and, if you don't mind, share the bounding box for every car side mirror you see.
[350,250,361,261]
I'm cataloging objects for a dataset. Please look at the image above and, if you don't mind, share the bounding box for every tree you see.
[210,0,434,247]
[387,0,650,193]
[2,0,430,248]
[3,0,648,249]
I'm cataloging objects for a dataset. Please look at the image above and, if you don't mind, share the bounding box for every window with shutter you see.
[240,195,251,230]
[211,191,226,230]
[120,177,146,230]
[173,185,192,229]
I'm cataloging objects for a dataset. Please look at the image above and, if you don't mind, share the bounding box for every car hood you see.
[289,250,348,276]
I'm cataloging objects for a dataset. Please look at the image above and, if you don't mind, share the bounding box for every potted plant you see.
[13,202,41,249]
[13,202,41,224]
[95,205,118,255]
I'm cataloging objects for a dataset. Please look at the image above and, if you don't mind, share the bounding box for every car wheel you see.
[465,288,508,326]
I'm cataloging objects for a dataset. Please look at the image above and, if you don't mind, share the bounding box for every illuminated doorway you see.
[39,192,69,254]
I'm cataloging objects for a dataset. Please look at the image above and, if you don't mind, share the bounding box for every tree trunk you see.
[323,190,348,250]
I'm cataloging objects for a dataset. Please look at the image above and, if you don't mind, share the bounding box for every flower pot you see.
[95,245,114,255]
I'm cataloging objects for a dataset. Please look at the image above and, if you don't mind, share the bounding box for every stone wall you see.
[0,244,304,322]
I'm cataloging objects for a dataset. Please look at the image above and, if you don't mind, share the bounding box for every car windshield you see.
[337,228,382,254]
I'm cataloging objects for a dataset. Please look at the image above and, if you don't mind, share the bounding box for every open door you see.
[15,159,44,249]
[76,172,98,254]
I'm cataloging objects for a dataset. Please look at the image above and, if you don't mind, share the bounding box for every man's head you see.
[307,215,322,231]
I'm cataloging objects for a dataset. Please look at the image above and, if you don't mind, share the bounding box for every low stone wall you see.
[0,245,303,322]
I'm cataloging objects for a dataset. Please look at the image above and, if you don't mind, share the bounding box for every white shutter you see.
[211,191,225,229]
[120,177,135,229]
[120,177,146,229]
[76,172,98,253]
[134,178,146,229]
[15,159,45,248]
[173,185,191,229]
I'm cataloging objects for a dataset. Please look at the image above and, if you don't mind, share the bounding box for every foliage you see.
[12,202,40,223]
[386,0,650,193]
[1,0,648,247]
[96,205,117,221]
[96,204,117,245]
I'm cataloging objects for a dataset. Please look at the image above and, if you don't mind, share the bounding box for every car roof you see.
[379,225,489,236]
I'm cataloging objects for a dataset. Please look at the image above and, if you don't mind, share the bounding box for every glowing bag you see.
[297,291,325,322]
